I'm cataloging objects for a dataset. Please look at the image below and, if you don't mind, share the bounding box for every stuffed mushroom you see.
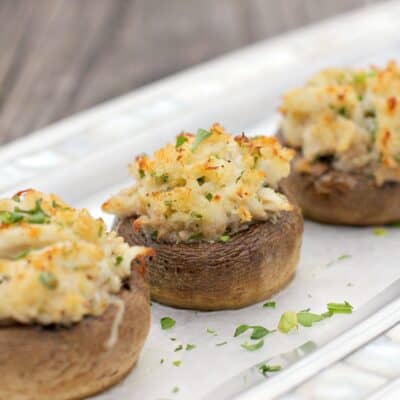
[279,61,400,225]
[103,124,303,310]
[0,189,152,400]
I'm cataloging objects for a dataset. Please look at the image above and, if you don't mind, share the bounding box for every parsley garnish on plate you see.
[234,324,274,340]
[219,234,230,243]
[172,360,181,367]
[278,311,298,333]
[160,317,176,330]
[373,227,387,236]
[172,386,180,393]
[263,301,276,308]
[174,345,183,352]
[326,301,353,314]
[216,341,227,347]
[259,364,282,376]
[278,301,354,333]
[241,339,264,351]
[186,344,196,351]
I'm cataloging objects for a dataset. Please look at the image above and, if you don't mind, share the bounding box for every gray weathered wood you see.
[0,0,387,145]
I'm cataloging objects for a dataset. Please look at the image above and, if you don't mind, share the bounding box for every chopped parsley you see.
[186,344,196,351]
[160,317,176,330]
[373,227,387,236]
[190,212,203,219]
[172,386,180,394]
[174,345,183,352]
[263,301,276,308]
[205,192,213,201]
[192,128,212,152]
[160,358,164,364]
[196,176,206,185]
[259,364,282,376]
[12,250,30,260]
[234,324,274,340]
[216,341,227,346]
[278,311,298,333]
[139,169,145,178]
[297,311,325,327]
[326,301,353,314]
[206,327,217,335]
[337,106,347,117]
[39,271,58,290]
[0,200,50,225]
[241,339,264,351]
[188,232,203,241]
[278,301,354,333]
[219,235,230,243]
[115,256,123,266]
[176,135,188,148]
[172,360,181,367]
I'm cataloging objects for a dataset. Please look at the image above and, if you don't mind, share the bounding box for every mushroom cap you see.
[280,152,400,226]
[115,208,303,310]
[0,269,150,400]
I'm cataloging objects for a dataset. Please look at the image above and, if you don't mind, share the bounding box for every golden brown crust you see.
[115,209,303,310]
[0,269,150,400]
[280,151,400,226]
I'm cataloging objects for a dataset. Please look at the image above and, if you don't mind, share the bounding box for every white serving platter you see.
[2,2,400,399]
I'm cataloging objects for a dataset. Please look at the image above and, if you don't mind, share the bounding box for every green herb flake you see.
[338,254,352,261]
[373,227,387,236]
[326,301,353,315]
[39,271,58,290]
[172,360,181,367]
[139,169,145,178]
[234,324,250,337]
[241,339,264,351]
[190,212,203,219]
[12,250,30,260]
[172,386,180,393]
[250,326,274,340]
[160,317,176,330]
[197,176,206,185]
[188,233,203,241]
[192,128,212,152]
[278,311,298,334]
[174,345,183,352]
[206,327,217,335]
[216,341,227,347]
[176,135,188,148]
[263,301,276,308]
[259,364,282,376]
[337,107,347,117]
[160,358,164,364]
[219,235,230,243]
[205,193,213,201]
[115,256,123,266]
[186,344,196,351]
[297,311,325,327]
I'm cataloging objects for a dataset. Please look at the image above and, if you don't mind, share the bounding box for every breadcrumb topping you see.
[0,189,151,325]
[103,124,294,242]
[280,61,400,184]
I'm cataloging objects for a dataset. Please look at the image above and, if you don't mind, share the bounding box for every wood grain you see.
[0,0,387,145]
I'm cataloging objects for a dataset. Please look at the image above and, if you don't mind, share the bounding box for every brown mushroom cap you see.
[280,152,400,226]
[115,208,303,310]
[0,269,150,400]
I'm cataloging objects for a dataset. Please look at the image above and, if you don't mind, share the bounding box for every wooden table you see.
[0,0,385,145]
